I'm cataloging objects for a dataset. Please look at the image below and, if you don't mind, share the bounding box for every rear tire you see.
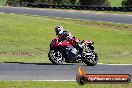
[48,49,65,65]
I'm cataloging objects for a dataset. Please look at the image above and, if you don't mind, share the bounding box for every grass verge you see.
[0,13,131,64]
[0,0,6,6]
[109,0,123,7]
[0,81,131,88]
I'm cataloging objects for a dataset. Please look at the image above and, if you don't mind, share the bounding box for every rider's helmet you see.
[55,26,63,35]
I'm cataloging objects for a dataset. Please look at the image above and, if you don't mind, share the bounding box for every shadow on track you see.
[4,62,77,65]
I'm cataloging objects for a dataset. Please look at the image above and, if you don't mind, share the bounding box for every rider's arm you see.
[64,31,73,40]
[54,36,61,42]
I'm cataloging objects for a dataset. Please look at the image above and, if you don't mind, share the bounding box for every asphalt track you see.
[0,7,132,81]
[0,63,132,81]
[0,7,132,24]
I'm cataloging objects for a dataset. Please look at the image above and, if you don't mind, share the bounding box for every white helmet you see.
[55,26,64,35]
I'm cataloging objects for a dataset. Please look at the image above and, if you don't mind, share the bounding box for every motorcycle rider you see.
[54,26,83,48]
[54,26,83,62]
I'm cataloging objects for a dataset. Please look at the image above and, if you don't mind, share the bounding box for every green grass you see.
[0,0,6,6]
[0,81,131,88]
[0,13,132,64]
[109,0,123,7]
[103,11,132,15]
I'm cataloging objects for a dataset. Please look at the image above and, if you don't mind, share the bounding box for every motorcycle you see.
[48,37,98,66]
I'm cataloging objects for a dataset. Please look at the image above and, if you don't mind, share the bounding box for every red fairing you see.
[54,41,72,47]
[83,40,92,45]
[50,38,72,48]
[68,38,76,46]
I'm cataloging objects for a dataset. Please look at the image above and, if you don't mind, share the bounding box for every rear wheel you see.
[48,49,65,65]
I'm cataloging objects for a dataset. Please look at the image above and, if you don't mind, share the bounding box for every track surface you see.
[0,7,132,24]
[0,7,132,81]
[0,63,132,81]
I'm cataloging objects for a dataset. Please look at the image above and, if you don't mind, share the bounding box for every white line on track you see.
[0,12,4,14]
[55,16,132,25]
[3,80,76,81]
[103,64,132,65]
[32,80,76,81]
[98,63,132,65]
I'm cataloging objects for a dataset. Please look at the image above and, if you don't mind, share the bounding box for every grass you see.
[0,13,132,64]
[0,0,6,6]
[0,81,131,88]
[109,0,123,7]
[103,11,132,15]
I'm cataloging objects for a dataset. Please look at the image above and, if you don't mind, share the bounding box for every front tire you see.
[48,49,65,65]
[82,46,98,66]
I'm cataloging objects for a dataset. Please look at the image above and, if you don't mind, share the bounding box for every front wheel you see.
[82,51,98,66]
[48,49,65,65]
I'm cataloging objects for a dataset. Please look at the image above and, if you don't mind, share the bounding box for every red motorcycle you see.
[48,37,98,66]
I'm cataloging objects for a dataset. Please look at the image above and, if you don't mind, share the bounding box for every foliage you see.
[79,0,110,6]
[0,0,7,5]
[122,0,132,7]
[6,0,79,5]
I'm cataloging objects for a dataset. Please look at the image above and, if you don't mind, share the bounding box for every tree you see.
[70,0,76,4]
[53,0,62,5]
[6,0,80,5]
[122,0,132,7]
[79,0,110,6]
